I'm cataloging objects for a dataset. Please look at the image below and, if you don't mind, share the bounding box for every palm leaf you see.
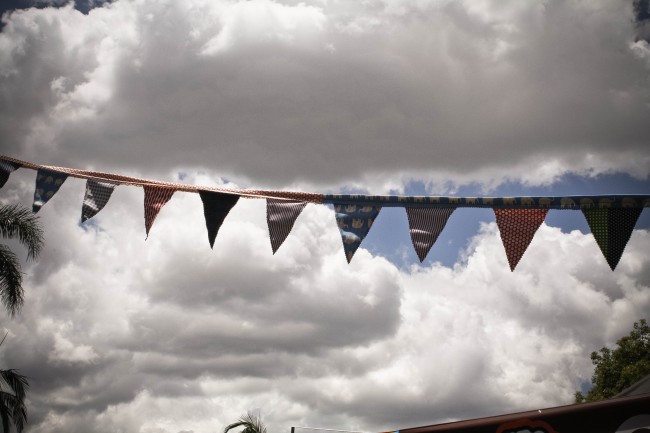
[224,412,268,433]
[0,204,44,261]
[0,370,28,433]
[0,245,23,317]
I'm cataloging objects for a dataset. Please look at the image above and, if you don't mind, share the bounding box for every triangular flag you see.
[266,199,307,254]
[333,203,381,263]
[582,208,642,270]
[405,207,455,262]
[199,190,239,248]
[81,180,117,223]
[494,208,548,271]
[33,168,68,213]
[0,160,20,189]
[144,186,175,238]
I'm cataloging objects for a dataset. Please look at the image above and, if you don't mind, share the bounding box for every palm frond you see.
[224,412,267,433]
[0,370,29,433]
[0,370,29,401]
[0,245,24,317]
[0,204,44,261]
[0,398,10,433]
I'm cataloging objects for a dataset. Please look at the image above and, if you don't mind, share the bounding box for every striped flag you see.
[266,199,307,254]
[582,208,642,270]
[144,186,175,238]
[199,190,239,248]
[494,208,548,271]
[33,168,69,213]
[405,207,455,262]
[0,160,20,189]
[81,180,117,222]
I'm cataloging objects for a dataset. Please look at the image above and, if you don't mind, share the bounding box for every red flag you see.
[494,208,548,271]
[144,186,175,238]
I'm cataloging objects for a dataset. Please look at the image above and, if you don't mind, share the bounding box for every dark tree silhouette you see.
[575,319,650,402]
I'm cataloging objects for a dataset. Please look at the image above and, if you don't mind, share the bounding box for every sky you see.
[0,0,650,432]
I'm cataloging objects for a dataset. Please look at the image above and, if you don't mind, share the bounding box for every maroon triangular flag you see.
[144,186,175,238]
[266,199,307,254]
[199,190,239,248]
[405,207,455,262]
[494,208,548,271]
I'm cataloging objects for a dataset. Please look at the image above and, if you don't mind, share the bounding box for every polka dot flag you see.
[494,208,549,271]
[582,208,642,270]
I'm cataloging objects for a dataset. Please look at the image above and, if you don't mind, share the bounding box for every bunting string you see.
[1,155,648,269]
[0,155,323,203]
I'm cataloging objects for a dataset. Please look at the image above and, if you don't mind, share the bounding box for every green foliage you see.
[224,412,268,433]
[0,204,44,317]
[575,319,650,403]
[0,368,29,433]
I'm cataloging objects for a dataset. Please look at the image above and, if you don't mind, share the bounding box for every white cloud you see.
[2,165,648,431]
[200,0,327,55]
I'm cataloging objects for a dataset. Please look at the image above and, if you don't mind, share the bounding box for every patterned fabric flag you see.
[32,168,69,213]
[405,207,455,262]
[582,208,642,270]
[494,208,548,271]
[199,190,239,248]
[144,185,175,238]
[266,199,308,254]
[0,160,20,189]
[81,180,117,222]
[333,203,381,263]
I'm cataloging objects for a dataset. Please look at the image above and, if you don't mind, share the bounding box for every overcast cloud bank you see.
[1,0,650,191]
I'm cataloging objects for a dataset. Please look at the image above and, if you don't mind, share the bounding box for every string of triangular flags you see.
[1,155,648,271]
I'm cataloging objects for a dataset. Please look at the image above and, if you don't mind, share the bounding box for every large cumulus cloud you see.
[1,167,649,432]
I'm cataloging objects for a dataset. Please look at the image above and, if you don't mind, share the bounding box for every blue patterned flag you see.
[33,169,69,213]
[81,180,117,222]
[0,160,20,189]
[582,208,642,270]
[333,203,381,263]
[405,207,455,262]
[199,190,239,248]
[266,199,307,254]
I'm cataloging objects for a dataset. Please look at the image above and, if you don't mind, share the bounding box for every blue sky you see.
[1,1,649,433]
